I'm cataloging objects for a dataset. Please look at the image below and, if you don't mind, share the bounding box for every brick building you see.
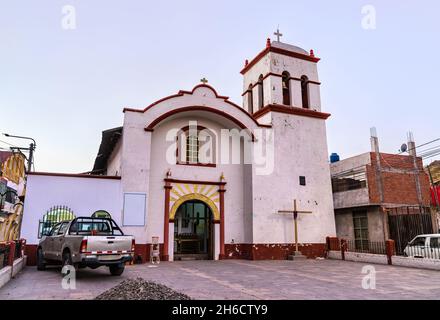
[330,138,434,250]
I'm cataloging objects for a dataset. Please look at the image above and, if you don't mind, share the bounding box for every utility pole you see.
[3,133,36,173]
[27,142,35,173]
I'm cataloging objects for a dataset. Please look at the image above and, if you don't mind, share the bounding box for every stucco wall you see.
[21,174,122,244]
[147,116,251,245]
[251,111,336,244]
[120,85,261,249]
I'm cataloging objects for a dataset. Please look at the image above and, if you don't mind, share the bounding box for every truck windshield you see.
[69,218,123,236]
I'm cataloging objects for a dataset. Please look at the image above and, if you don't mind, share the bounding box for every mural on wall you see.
[0,152,26,242]
[169,183,220,221]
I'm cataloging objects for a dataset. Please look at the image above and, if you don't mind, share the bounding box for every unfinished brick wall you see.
[367,152,431,206]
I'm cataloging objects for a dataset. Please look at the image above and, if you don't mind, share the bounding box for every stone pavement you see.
[0,259,439,300]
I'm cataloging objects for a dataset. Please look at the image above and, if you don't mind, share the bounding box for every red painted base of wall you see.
[24,242,326,266]
[25,244,38,266]
[224,243,326,260]
[133,244,168,263]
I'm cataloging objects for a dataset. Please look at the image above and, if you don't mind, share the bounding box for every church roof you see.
[271,41,309,55]
[92,127,122,174]
[240,39,319,75]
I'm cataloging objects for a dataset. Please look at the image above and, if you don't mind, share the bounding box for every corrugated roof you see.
[92,127,122,174]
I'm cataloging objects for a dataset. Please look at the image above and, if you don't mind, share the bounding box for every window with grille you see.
[177,126,215,166]
[353,211,369,250]
[38,206,76,238]
[186,134,199,164]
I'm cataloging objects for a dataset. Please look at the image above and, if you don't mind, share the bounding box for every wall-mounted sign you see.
[122,193,146,226]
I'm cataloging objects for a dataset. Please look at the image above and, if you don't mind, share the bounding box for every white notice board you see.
[123,193,146,226]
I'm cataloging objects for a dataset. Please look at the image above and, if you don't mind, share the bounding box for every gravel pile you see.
[95,278,191,300]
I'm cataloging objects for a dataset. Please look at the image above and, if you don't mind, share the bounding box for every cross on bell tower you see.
[274,27,283,42]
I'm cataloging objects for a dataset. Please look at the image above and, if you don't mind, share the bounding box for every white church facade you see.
[21,38,336,264]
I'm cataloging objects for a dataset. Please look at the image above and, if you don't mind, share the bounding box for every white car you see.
[403,234,440,259]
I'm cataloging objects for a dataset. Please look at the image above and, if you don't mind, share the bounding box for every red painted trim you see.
[144,106,260,141]
[241,46,320,75]
[177,83,229,100]
[241,72,321,96]
[28,172,121,180]
[224,243,326,260]
[177,162,216,168]
[163,181,171,262]
[253,104,331,120]
[218,185,226,259]
[165,178,226,186]
[123,93,184,113]
[123,84,259,124]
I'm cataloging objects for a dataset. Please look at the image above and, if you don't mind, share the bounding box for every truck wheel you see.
[109,264,125,276]
[61,252,74,277]
[36,248,46,271]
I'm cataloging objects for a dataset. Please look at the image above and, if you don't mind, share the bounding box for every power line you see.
[398,137,440,155]
[0,139,17,147]
[332,137,440,178]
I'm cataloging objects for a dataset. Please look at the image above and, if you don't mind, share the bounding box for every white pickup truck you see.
[37,217,134,276]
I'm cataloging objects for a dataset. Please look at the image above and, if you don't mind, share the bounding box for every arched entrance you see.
[173,200,214,260]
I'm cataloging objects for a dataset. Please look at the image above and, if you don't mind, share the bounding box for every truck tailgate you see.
[85,236,133,253]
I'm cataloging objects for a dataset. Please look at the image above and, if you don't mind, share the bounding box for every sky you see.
[0,0,439,173]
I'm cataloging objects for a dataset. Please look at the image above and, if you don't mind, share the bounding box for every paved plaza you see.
[1,259,439,300]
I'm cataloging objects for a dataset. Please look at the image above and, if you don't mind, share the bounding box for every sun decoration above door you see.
[169,183,220,221]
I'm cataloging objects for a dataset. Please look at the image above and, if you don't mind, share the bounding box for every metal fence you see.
[38,205,76,238]
[401,236,440,259]
[387,206,434,255]
[346,240,386,255]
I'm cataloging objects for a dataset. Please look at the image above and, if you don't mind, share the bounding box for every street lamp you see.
[2,133,36,173]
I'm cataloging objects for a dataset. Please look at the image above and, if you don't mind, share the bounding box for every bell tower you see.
[241,36,322,115]
[242,34,336,248]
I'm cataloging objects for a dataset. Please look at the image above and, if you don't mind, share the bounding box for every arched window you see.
[282,71,290,106]
[247,84,253,113]
[257,74,264,109]
[301,75,309,109]
[177,126,216,167]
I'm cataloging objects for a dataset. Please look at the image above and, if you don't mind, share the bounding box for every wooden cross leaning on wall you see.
[278,199,313,254]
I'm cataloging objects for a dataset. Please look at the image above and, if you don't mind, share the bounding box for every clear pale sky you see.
[0,0,438,173]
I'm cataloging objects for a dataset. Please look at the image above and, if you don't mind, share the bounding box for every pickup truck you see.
[37,217,134,276]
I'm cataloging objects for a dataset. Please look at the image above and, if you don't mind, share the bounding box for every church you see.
[21,37,336,263]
